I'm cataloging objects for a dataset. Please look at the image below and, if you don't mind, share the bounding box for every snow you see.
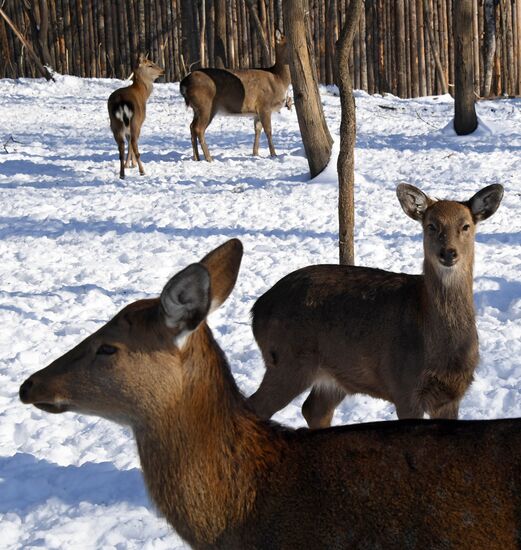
[1,74,520,548]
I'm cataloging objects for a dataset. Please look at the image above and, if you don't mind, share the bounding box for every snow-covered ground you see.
[1,74,520,548]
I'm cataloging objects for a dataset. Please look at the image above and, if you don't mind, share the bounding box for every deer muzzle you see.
[19,375,70,413]
[439,248,459,267]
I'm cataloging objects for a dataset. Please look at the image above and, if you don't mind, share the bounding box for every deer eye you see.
[427,223,436,232]
[96,344,118,356]
[462,224,471,232]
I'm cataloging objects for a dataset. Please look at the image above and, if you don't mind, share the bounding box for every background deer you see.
[19,238,521,548]
[179,31,290,161]
[249,184,504,427]
[108,55,164,179]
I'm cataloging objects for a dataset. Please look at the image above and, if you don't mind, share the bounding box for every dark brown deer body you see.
[108,56,164,179]
[179,32,290,161]
[19,239,521,549]
[249,185,504,427]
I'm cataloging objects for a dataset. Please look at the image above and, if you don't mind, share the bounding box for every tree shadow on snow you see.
[0,159,75,178]
[474,277,521,313]
[0,215,337,242]
[0,453,150,515]
[356,131,521,155]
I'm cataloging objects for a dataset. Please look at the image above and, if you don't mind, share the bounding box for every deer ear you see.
[200,239,243,313]
[467,184,504,222]
[396,184,433,222]
[160,264,211,334]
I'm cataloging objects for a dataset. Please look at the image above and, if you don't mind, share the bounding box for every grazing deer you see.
[108,55,164,179]
[19,238,521,549]
[249,184,504,428]
[179,31,290,161]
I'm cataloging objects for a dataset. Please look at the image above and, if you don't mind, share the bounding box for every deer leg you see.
[302,384,347,429]
[416,376,461,420]
[125,136,135,168]
[130,135,145,176]
[253,116,262,156]
[395,401,424,420]
[248,361,315,420]
[190,119,200,161]
[259,111,276,157]
[198,131,212,162]
[116,135,126,180]
[429,400,460,420]
[192,109,213,162]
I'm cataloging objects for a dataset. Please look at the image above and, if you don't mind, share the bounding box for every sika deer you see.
[19,238,521,549]
[108,55,164,179]
[179,31,290,161]
[249,184,504,427]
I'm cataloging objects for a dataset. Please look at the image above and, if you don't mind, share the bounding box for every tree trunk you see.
[395,0,407,97]
[336,0,363,266]
[482,0,497,96]
[423,0,448,94]
[199,0,207,66]
[0,7,54,80]
[453,0,478,135]
[181,0,198,70]
[283,0,333,178]
[214,0,227,67]
[245,0,270,65]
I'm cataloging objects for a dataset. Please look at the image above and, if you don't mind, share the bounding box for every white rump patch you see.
[114,105,133,125]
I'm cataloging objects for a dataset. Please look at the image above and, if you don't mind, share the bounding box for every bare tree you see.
[453,0,477,135]
[482,0,497,97]
[336,0,363,266]
[0,6,54,81]
[283,0,333,177]
[199,0,207,67]
[423,0,448,94]
[214,0,227,68]
[245,0,270,65]
[181,0,199,71]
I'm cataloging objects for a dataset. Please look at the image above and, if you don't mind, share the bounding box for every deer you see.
[19,238,521,548]
[248,184,504,428]
[179,30,290,162]
[107,55,164,179]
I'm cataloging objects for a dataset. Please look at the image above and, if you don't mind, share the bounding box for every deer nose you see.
[440,248,458,265]
[19,378,34,403]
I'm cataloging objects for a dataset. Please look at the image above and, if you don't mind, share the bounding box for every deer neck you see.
[132,74,154,98]
[422,258,476,348]
[134,324,284,547]
[272,56,291,87]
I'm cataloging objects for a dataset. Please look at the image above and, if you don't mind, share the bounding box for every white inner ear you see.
[208,297,222,314]
[471,194,491,217]
[162,294,186,328]
[174,330,191,349]
[415,193,434,212]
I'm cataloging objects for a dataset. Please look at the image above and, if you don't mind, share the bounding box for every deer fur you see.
[107,55,164,179]
[179,31,290,161]
[19,238,521,549]
[248,184,504,427]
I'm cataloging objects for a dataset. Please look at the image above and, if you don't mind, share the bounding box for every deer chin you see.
[33,401,70,414]
[438,257,459,268]
[435,261,469,287]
